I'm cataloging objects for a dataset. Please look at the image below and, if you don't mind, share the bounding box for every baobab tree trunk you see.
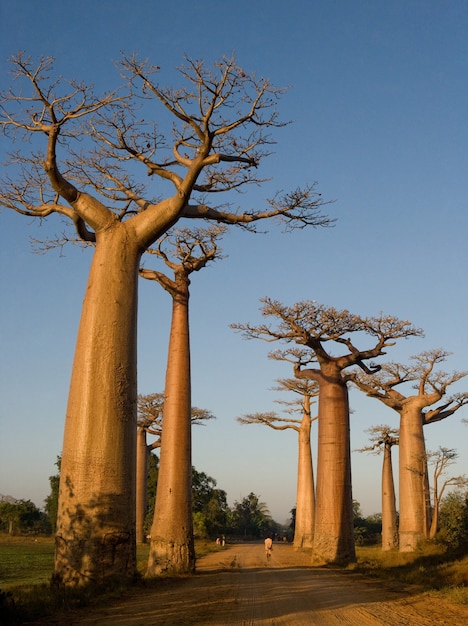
[136,427,149,545]
[313,377,355,564]
[428,500,439,540]
[55,225,140,586]
[398,407,427,552]
[147,277,195,575]
[294,408,315,549]
[381,444,398,550]
[422,450,432,539]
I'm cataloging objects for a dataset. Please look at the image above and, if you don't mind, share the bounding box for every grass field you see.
[0,534,153,590]
[0,536,55,589]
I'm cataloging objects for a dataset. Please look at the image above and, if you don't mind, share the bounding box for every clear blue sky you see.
[1,0,467,523]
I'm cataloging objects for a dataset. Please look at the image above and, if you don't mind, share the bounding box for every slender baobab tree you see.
[238,375,318,548]
[351,349,468,551]
[136,393,164,545]
[357,425,399,550]
[140,226,222,574]
[233,299,422,565]
[0,53,331,585]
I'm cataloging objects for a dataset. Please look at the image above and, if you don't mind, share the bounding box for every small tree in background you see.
[0,500,49,535]
[438,490,468,552]
[136,393,165,544]
[427,447,468,540]
[192,469,229,538]
[44,457,62,532]
[231,493,273,538]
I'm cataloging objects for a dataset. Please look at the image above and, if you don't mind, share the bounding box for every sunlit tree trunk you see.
[55,225,140,586]
[398,406,427,551]
[428,489,439,540]
[381,444,398,550]
[294,400,315,549]
[313,375,355,564]
[422,449,432,538]
[136,427,149,545]
[147,274,195,575]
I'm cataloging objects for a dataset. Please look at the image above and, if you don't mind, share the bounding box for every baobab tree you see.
[351,349,468,551]
[426,447,468,540]
[357,425,399,550]
[140,226,223,575]
[233,299,422,564]
[238,375,318,548]
[0,53,331,585]
[136,393,164,545]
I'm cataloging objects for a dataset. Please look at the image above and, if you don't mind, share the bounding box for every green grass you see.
[0,536,55,589]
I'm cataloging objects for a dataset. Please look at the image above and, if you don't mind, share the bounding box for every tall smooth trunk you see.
[422,451,432,538]
[398,407,427,551]
[136,428,149,544]
[55,226,140,586]
[428,496,439,539]
[293,412,315,549]
[313,378,355,564]
[147,278,195,575]
[381,445,398,550]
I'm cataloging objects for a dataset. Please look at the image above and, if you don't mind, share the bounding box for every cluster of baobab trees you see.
[2,51,466,588]
[233,306,468,558]
[0,53,332,586]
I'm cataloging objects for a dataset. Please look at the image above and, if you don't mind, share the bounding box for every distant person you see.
[264,535,273,559]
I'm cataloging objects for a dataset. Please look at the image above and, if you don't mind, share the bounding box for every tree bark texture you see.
[293,412,315,549]
[55,225,140,586]
[381,445,399,550]
[398,407,428,551]
[312,377,355,564]
[147,277,195,575]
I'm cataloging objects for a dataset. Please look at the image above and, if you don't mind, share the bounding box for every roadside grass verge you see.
[353,543,468,604]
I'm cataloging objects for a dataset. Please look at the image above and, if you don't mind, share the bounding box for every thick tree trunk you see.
[398,407,427,551]
[54,225,140,586]
[136,428,149,545]
[381,445,398,550]
[293,413,315,549]
[147,277,195,575]
[312,378,355,564]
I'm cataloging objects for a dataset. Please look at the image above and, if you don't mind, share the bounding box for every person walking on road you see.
[264,536,273,560]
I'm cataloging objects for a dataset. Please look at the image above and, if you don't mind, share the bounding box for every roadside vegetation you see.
[354,544,468,605]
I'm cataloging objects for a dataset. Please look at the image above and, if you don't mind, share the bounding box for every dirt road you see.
[45,543,467,625]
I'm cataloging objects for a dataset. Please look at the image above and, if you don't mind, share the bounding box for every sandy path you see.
[40,543,468,625]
